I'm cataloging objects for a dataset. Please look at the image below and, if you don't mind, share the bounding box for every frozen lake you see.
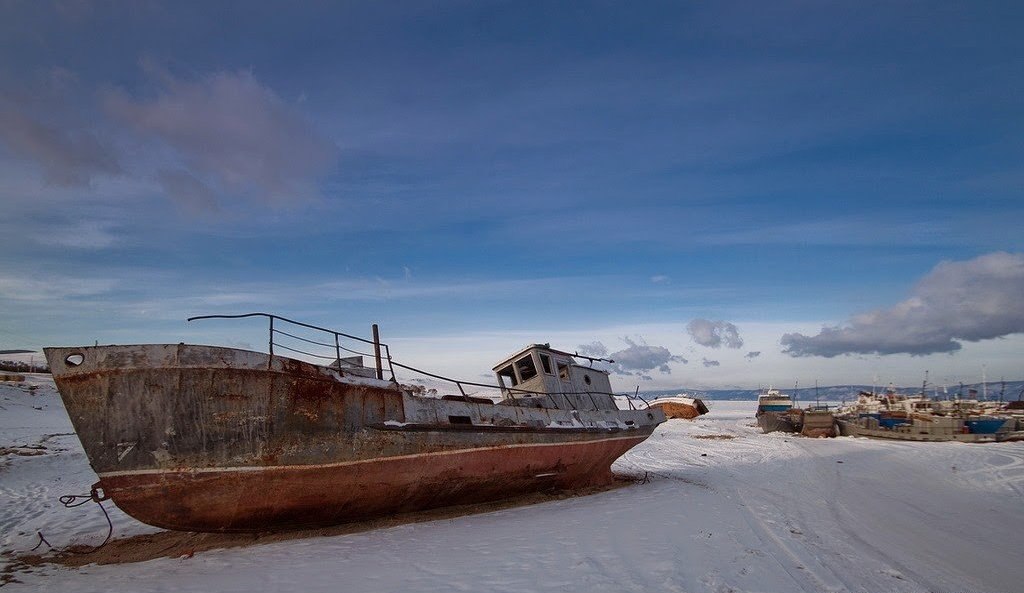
[2,378,1022,592]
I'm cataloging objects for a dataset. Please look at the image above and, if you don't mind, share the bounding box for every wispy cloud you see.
[44,219,121,249]
[0,70,120,187]
[702,358,721,368]
[699,218,954,247]
[781,252,1024,357]
[744,351,761,361]
[104,67,337,210]
[0,274,117,301]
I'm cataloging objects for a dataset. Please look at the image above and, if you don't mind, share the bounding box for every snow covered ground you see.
[2,376,1022,593]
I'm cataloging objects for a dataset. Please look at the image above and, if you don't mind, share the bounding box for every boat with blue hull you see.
[755,388,797,434]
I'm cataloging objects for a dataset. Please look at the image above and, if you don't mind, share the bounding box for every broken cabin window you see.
[515,355,538,382]
[497,364,518,387]
[557,362,570,380]
[539,353,553,375]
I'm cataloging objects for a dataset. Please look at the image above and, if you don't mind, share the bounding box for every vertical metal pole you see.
[334,334,341,367]
[384,345,397,382]
[268,316,275,358]
[372,324,383,380]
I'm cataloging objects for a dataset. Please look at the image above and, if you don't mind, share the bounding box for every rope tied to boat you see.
[46,482,114,554]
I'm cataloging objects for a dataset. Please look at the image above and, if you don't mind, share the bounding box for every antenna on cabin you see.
[562,349,614,367]
[922,370,928,399]
[793,380,799,408]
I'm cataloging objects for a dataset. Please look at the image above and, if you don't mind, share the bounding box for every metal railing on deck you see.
[188,313,394,381]
[186,313,649,411]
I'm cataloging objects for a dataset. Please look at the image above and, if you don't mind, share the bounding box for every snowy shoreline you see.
[2,378,1022,593]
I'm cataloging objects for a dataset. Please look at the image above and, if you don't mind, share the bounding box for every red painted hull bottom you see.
[100,435,650,532]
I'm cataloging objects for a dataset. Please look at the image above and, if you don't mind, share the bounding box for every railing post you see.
[372,324,383,380]
[334,334,341,367]
[268,316,275,358]
[384,345,397,382]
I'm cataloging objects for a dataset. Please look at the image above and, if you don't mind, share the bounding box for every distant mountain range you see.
[642,381,1024,402]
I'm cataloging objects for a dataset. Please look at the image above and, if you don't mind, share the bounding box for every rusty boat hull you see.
[648,397,709,420]
[44,344,662,532]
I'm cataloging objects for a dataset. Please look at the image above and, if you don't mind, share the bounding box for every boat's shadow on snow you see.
[8,478,639,571]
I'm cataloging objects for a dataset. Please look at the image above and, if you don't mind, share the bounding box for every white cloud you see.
[781,252,1024,357]
[576,342,608,358]
[687,318,744,349]
[702,358,721,368]
[580,337,687,377]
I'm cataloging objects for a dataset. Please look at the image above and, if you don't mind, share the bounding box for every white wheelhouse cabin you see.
[491,344,619,411]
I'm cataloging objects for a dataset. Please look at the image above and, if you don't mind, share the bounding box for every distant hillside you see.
[642,381,1024,402]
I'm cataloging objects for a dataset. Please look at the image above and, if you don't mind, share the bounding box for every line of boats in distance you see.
[753,384,1024,442]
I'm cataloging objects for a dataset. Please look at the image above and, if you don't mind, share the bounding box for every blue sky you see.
[1,1,1022,391]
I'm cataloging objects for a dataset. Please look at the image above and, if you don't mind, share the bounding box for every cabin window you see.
[557,362,570,381]
[515,355,538,382]
[496,364,518,387]
[539,353,553,375]
[583,374,592,385]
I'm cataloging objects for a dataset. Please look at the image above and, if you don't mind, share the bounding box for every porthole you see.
[65,353,84,367]
[583,374,591,385]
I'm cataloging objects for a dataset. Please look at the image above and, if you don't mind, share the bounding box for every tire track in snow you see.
[955,445,1024,497]
[792,438,946,593]
[733,486,844,593]
[824,471,944,593]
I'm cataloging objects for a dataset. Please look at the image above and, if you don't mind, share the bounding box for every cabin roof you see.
[490,343,610,375]
[491,343,555,371]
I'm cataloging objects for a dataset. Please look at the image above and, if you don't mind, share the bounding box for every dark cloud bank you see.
[781,252,1024,357]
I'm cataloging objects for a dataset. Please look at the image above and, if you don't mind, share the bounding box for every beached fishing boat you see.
[755,388,797,433]
[753,388,836,437]
[44,314,665,533]
[835,388,1024,442]
[648,396,709,419]
[835,414,1022,442]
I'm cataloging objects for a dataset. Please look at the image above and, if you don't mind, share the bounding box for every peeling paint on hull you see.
[44,344,663,532]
